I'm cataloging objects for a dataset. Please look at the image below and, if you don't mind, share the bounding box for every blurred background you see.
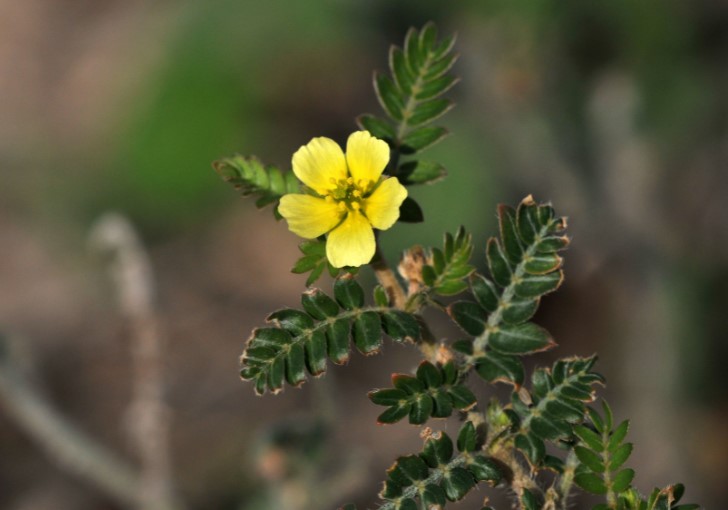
[1,0,726,508]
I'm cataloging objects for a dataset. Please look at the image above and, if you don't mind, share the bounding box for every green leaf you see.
[291,254,320,274]
[441,467,475,501]
[408,98,454,126]
[530,415,571,440]
[373,285,389,306]
[421,433,454,467]
[536,235,570,253]
[366,22,458,172]
[400,126,449,154]
[501,297,539,324]
[498,205,524,264]
[515,433,545,465]
[396,499,417,510]
[575,445,605,473]
[609,421,630,452]
[393,374,424,395]
[448,301,487,336]
[305,261,326,287]
[398,160,447,185]
[431,388,453,418]
[425,51,458,80]
[457,421,477,452]
[357,114,396,141]
[304,330,327,376]
[418,22,438,52]
[574,425,603,452]
[212,156,298,215]
[442,361,457,385]
[381,310,420,342]
[475,350,525,386]
[326,319,350,364]
[353,311,382,355]
[421,227,475,299]
[612,468,635,492]
[470,274,500,312]
[435,279,469,295]
[409,393,434,425]
[587,405,606,433]
[415,74,459,101]
[267,309,313,335]
[524,252,562,274]
[416,361,442,388]
[601,400,614,430]
[448,385,476,409]
[516,197,540,245]
[575,472,608,494]
[543,454,565,473]
[420,484,447,507]
[609,443,633,471]
[378,404,410,424]
[467,455,503,483]
[398,196,424,223]
[393,455,429,483]
[545,397,584,423]
[489,322,555,354]
[374,72,404,121]
[380,481,403,500]
[404,27,423,75]
[301,289,339,320]
[369,388,408,406]
[267,355,285,393]
[390,46,414,94]
[520,489,539,510]
[333,277,365,310]
[284,343,306,386]
[299,239,326,256]
[513,270,564,298]
[486,238,512,287]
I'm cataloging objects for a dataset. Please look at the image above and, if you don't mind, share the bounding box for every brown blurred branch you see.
[0,335,140,506]
[89,213,182,510]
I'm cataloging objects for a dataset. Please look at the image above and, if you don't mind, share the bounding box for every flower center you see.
[327,177,373,212]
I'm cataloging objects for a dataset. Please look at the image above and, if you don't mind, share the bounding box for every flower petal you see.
[278,194,344,239]
[346,131,390,184]
[326,211,375,268]
[363,177,408,230]
[292,137,347,195]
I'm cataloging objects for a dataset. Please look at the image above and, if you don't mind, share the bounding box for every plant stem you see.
[371,246,406,310]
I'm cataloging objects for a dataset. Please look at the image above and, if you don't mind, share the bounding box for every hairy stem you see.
[559,450,578,510]
[371,246,407,310]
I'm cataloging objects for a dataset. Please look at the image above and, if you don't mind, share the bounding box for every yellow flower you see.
[278,131,408,268]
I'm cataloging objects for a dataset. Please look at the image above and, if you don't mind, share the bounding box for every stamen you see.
[351,202,361,211]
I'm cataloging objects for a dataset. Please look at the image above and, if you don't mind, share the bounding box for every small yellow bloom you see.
[278,131,408,268]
